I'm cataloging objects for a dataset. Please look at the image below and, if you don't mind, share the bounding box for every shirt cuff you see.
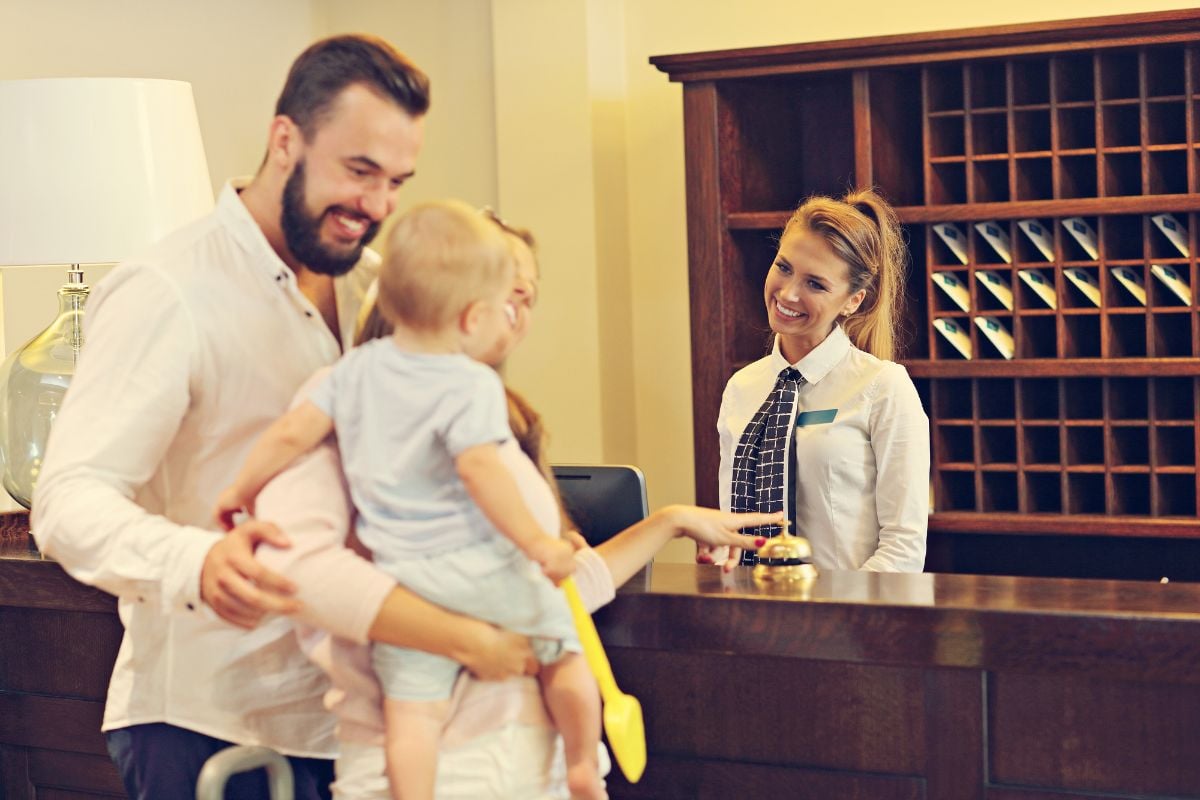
[163,527,224,612]
[573,547,616,614]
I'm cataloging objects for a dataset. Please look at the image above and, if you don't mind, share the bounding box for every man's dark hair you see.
[275,34,430,139]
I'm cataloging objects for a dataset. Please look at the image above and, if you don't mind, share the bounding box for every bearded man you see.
[32,35,530,800]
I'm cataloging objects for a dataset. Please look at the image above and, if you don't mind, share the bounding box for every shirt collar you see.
[770,325,852,385]
[216,178,295,283]
[216,178,377,289]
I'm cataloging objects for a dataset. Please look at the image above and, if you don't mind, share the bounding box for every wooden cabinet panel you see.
[606,755,925,800]
[0,607,121,698]
[988,790,1118,800]
[924,668,984,800]
[681,80,729,511]
[611,649,926,775]
[28,748,126,797]
[0,531,123,796]
[2,745,32,799]
[0,693,109,755]
[0,746,125,799]
[989,672,1200,797]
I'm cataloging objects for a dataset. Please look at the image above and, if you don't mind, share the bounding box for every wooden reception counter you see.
[4,511,1200,799]
[596,564,1200,800]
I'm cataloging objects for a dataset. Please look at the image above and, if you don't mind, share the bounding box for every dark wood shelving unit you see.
[653,10,1200,580]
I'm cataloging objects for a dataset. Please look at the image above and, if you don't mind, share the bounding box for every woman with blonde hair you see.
[702,188,930,573]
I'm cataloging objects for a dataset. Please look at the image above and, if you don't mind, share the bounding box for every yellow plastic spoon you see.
[561,576,646,783]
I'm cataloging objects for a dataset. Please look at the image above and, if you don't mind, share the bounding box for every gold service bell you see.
[752,520,818,583]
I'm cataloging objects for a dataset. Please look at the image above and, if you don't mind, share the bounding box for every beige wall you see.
[319,0,498,211]
[0,0,320,200]
[491,0,607,461]
[0,0,321,352]
[587,0,639,466]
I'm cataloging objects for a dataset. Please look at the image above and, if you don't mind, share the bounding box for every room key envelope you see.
[1061,217,1099,259]
[974,316,1015,359]
[1018,268,1057,309]
[932,223,969,265]
[933,318,972,359]
[932,272,971,311]
[1151,264,1193,305]
[1151,213,1189,257]
[974,222,1012,264]
[977,270,1014,310]
[1017,219,1055,261]
[1110,266,1147,305]
[1064,268,1102,306]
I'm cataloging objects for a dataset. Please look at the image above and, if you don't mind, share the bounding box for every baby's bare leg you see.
[539,652,606,800]
[382,698,451,800]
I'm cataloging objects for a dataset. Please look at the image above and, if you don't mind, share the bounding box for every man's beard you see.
[281,160,381,276]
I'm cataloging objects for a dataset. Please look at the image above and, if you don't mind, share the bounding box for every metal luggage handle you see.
[196,745,295,800]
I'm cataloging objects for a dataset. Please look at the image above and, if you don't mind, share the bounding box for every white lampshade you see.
[0,78,213,266]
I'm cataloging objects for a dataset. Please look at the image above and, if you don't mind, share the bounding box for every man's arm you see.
[32,265,297,623]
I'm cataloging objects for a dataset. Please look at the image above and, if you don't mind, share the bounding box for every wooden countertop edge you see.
[0,549,117,613]
[598,569,1200,684]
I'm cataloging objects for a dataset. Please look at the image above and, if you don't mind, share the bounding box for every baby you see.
[215,200,603,800]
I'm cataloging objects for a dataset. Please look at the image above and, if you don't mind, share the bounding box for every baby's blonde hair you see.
[377,200,514,331]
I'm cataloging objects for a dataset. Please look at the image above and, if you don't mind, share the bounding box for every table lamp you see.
[0,78,213,508]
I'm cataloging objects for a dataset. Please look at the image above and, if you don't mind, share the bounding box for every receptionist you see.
[700,188,930,573]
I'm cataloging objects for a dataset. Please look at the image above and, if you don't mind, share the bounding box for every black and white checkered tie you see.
[729,366,805,566]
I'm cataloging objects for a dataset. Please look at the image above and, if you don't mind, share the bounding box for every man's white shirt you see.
[31,181,376,756]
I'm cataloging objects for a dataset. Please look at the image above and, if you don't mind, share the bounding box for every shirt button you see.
[186,602,196,611]
[305,311,314,318]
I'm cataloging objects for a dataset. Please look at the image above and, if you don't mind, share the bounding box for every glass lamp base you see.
[0,272,87,509]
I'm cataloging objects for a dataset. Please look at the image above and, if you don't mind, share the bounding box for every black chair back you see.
[551,464,648,547]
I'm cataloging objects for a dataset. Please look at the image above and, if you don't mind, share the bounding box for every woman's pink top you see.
[253,379,616,748]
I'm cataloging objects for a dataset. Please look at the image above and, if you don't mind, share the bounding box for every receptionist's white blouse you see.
[717,325,930,572]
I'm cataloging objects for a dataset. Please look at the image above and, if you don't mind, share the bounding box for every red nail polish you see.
[755,537,766,547]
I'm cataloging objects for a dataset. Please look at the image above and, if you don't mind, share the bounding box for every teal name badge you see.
[796,409,837,427]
